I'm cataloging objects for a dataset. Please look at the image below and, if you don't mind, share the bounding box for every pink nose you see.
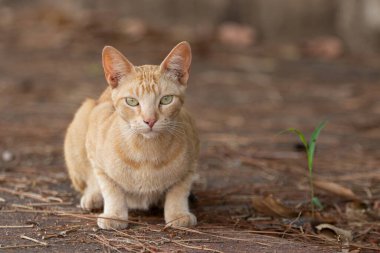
[143,119,157,128]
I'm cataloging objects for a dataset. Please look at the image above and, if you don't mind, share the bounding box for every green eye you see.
[160,95,174,105]
[126,97,139,106]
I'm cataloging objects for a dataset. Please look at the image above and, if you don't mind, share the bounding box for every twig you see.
[0,186,50,202]
[171,239,224,253]
[11,204,34,210]
[282,211,303,238]
[28,202,72,207]
[173,238,212,243]
[90,234,124,253]
[0,244,46,249]
[0,225,34,229]
[349,243,380,251]
[20,235,48,246]
[168,226,271,246]
[46,196,64,203]
[111,228,158,253]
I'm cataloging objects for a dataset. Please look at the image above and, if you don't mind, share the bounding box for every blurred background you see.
[0,1,379,251]
[1,0,379,161]
[3,0,380,54]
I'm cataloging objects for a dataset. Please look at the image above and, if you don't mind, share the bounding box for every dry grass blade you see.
[0,244,48,249]
[0,225,34,228]
[90,234,123,253]
[169,226,271,246]
[11,204,34,209]
[314,180,359,201]
[27,202,72,207]
[171,239,224,253]
[0,186,51,202]
[110,228,158,253]
[20,235,48,246]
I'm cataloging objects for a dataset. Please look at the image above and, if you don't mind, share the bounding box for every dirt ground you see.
[0,11,380,252]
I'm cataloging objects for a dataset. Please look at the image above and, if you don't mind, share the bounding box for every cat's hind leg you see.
[64,99,96,192]
[64,99,103,210]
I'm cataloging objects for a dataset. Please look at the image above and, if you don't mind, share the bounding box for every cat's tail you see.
[64,99,96,192]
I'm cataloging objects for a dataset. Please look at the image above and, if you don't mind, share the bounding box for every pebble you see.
[2,150,14,162]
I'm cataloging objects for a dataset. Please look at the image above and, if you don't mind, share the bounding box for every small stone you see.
[2,150,14,162]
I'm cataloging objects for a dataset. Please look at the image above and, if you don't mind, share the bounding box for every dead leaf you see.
[251,194,297,218]
[315,223,353,242]
[345,202,368,221]
[302,211,338,223]
[314,180,359,201]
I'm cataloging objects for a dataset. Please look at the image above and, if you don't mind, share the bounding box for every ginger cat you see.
[64,42,199,230]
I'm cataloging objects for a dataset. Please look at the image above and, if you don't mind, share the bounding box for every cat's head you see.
[102,41,192,138]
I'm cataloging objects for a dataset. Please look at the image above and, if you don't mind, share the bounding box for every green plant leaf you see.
[312,196,324,210]
[279,128,309,153]
[307,121,327,172]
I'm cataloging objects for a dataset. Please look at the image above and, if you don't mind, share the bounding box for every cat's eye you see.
[160,95,174,105]
[125,97,139,107]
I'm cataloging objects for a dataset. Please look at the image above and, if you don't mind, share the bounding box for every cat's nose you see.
[143,119,157,128]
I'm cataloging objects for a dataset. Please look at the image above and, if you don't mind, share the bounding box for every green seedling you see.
[281,120,328,217]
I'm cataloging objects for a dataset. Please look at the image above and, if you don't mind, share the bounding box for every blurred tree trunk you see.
[337,0,380,54]
[251,0,336,41]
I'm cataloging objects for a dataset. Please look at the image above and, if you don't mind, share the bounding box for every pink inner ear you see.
[102,46,135,88]
[167,68,184,79]
[110,73,121,84]
[105,71,121,88]
[161,42,192,85]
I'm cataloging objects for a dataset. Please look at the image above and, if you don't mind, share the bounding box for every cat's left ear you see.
[160,41,192,85]
[102,46,136,88]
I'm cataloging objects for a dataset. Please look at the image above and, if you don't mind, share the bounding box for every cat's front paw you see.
[80,192,103,211]
[165,212,197,228]
[97,214,128,230]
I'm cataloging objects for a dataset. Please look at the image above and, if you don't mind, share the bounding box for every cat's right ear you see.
[102,46,136,88]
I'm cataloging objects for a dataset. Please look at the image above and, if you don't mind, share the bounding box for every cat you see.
[64,41,199,230]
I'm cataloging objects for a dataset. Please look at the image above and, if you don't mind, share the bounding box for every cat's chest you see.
[104,144,190,193]
[123,161,187,192]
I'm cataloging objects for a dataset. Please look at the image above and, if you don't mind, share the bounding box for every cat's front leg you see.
[95,169,129,229]
[164,174,197,228]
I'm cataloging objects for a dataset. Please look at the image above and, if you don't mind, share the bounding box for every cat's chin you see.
[141,131,160,139]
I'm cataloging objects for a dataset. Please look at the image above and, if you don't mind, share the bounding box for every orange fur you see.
[64,42,199,229]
